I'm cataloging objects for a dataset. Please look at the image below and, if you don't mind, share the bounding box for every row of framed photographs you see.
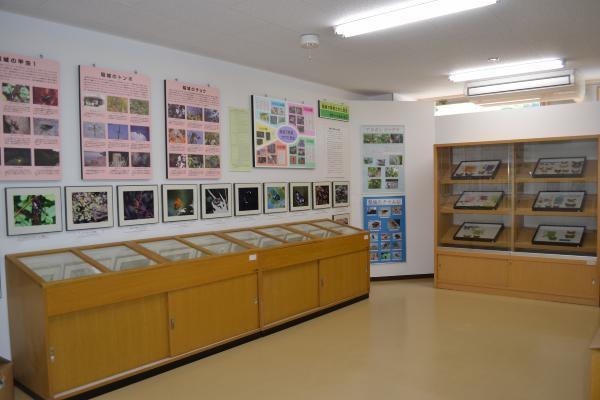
[454,190,587,211]
[454,222,585,247]
[4,181,350,236]
[451,157,586,180]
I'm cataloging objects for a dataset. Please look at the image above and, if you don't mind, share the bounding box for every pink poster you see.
[165,80,221,179]
[0,53,61,180]
[79,65,152,180]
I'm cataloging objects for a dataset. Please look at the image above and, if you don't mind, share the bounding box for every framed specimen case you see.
[532,157,586,178]
[453,191,504,210]
[532,191,586,212]
[453,222,504,242]
[451,160,501,180]
[532,225,586,247]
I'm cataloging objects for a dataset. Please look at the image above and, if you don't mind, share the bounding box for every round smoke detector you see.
[300,34,320,49]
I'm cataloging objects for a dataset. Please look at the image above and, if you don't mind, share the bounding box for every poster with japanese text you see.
[79,65,152,180]
[363,196,406,263]
[362,125,405,193]
[165,80,221,179]
[1,53,60,180]
[251,95,316,168]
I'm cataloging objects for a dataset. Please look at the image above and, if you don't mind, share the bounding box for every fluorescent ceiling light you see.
[334,0,498,38]
[467,75,572,96]
[450,58,565,82]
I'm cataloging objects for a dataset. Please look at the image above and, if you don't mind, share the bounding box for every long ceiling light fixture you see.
[334,0,498,38]
[449,58,565,82]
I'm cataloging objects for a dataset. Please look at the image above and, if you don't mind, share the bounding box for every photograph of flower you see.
[6,187,62,236]
[263,182,288,214]
[65,186,113,231]
[117,185,159,226]
[162,184,198,222]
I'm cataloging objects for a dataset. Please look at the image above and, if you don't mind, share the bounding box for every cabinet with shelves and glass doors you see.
[435,135,599,306]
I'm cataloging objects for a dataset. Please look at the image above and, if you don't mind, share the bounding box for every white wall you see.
[436,102,600,144]
[349,101,436,278]
[0,11,364,359]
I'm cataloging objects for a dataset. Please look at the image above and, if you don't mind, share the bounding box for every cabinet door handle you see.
[592,279,597,286]
[320,278,325,287]
[253,297,258,305]
[170,318,176,330]
[49,348,56,363]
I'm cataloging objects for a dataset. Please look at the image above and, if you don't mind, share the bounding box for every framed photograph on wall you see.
[117,185,159,226]
[532,225,585,247]
[161,184,198,222]
[234,183,263,216]
[454,191,504,210]
[532,157,586,178]
[532,191,586,212]
[453,222,504,242]
[332,181,350,207]
[312,181,332,209]
[451,160,501,180]
[289,182,312,211]
[263,182,288,214]
[332,213,350,225]
[5,186,63,236]
[65,186,114,231]
[201,183,232,219]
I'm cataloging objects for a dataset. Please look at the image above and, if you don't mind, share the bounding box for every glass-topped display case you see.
[19,252,101,282]
[256,227,310,242]
[287,223,340,238]
[224,230,284,248]
[82,245,157,271]
[311,220,362,236]
[139,239,209,261]
[182,234,248,254]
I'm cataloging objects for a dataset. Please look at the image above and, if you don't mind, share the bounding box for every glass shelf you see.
[82,245,156,272]
[256,227,311,243]
[139,239,208,261]
[225,230,283,248]
[183,234,247,254]
[288,223,339,238]
[19,252,101,282]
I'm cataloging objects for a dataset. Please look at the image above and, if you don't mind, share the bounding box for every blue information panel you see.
[363,196,406,264]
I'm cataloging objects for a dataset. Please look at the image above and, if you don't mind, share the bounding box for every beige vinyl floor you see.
[17,279,600,400]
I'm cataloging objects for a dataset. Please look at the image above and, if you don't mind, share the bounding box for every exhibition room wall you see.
[0,11,367,359]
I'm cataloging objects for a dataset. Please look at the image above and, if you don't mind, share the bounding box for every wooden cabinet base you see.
[436,250,599,306]
[18,294,368,400]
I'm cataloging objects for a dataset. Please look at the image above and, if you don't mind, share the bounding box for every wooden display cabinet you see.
[5,219,370,400]
[435,135,600,306]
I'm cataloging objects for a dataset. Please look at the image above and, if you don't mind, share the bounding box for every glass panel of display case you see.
[436,143,513,251]
[256,227,311,242]
[82,245,156,272]
[289,223,340,238]
[184,234,248,254]
[513,138,597,256]
[312,221,361,235]
[19,252,101,282]
[226,230,284,248]
[139,239,208,261]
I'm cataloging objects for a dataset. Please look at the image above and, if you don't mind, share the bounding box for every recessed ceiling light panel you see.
[450,58,565,82]
[334,0,498,38]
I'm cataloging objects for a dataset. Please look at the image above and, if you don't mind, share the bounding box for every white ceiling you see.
[2,0,600,98]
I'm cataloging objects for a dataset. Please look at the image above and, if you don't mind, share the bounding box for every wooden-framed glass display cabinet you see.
[5,219,369,400]
[435,135,600,306]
